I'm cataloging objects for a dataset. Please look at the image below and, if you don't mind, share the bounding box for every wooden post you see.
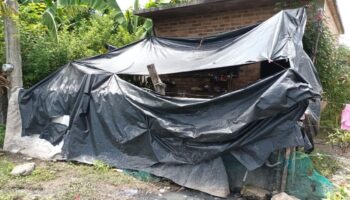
[280,147,292,192]
[147,64,166,95]
[3,0,23,150]
[4,0,23,91]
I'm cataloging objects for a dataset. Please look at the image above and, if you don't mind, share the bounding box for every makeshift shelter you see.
[6,8,324,197]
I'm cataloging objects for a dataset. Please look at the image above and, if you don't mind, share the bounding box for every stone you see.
[271,192,300,200]
[159,188,166,193]
[24,157,33,161]
[240,185,270,200]
[113,169,123,173]
[122,189,138,197]
[11,162,36,176]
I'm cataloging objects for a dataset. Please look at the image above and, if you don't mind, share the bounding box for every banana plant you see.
[122,0,153,39]
[18,0,152,40]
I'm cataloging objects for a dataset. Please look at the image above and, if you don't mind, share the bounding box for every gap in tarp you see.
[118,59,290,99]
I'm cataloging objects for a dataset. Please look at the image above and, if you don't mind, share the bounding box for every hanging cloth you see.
[341,104,350,131]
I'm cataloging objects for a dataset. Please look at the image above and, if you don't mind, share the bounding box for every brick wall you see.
[323,0,341,36]
[153,6,273,95]
[160,63,262,97]
[228,63,261,91]
[154,5,276,38]
[150,1,338,96]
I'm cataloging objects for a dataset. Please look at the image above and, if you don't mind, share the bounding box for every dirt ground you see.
[0,140,349,200]
[314,138,350,192]
[0,151,231,200]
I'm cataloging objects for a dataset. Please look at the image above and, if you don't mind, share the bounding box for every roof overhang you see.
[327,0,344,34]
[134,0,278,19]
[134,0,344,34]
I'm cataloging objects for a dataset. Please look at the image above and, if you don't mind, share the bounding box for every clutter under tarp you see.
[15,8,322,197]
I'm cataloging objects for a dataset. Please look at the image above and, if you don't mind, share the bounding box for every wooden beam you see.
[147,64,166,95]
[280,147,292,192]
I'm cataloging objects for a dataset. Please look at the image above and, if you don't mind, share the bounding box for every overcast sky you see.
[337,0,350,46]
[117,0,350,46]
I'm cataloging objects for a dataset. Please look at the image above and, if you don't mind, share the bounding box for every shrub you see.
[309,151,340,178]
[328,129,350,153]
[93,160,111,172]
[0,3,139,88]
[326,187,349,200]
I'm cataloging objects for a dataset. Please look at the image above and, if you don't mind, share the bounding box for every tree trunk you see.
[4,0,22,89]
[3,0,23,150]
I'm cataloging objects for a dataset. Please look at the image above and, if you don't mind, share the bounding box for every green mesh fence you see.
[122,151,334,199]
[124,170,160,182]
[287,152,334,200]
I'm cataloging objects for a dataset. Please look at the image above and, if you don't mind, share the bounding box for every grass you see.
[326,187,349,200]
[59,180,95,200]
[0,156,147,199]
[74,162,137,186]
[309,151,341,178]
[93,160,111,172]
[0,159,57,191]
[0,192,25,200]
[0,124,5,149]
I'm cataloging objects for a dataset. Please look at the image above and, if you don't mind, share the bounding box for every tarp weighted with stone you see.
[18,8,322,197]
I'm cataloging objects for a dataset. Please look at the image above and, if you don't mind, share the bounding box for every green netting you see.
[287,152,334,200]
[124,170,160,182]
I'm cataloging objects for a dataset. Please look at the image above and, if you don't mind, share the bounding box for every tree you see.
[3,0,22,90]
[35,0,152,41]
[2,0,153,149]
[3,0,23,150]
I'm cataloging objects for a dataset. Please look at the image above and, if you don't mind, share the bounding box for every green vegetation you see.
[17,2,139,87]
[145,0,192,8]
[0,159,57,192]
[276,0,350,129]
[326,187,349,200]
[304,28,350,129]
[0,124,5,148]
[61,161,138,187]
[328,129,350,153]
[0,1,148,88]
[93,160,111,172]
[309,151,340,178]
[0,154,150,199]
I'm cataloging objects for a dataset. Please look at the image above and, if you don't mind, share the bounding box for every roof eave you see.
[327,0,345,34]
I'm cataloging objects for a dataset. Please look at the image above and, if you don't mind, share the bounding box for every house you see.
[136,0,344,37]
[135,0,344,97]
[10,7,327,198]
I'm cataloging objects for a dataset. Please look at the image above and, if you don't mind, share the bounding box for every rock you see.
[24,157,33,161]
[240,185,270,200]
[122,188,138,197]
[271,192,300,200]
[11,162,36,176]
[159,188,166,193]
[113,169,123,173]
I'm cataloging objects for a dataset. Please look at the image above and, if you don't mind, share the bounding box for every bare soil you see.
[0,151,230,200]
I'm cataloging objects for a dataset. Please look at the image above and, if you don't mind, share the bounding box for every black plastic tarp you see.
[19,8,321,197]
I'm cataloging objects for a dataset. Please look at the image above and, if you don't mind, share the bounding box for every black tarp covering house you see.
[19,8,322,197]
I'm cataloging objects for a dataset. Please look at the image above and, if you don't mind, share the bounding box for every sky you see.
[337,0,350,46]
[117,0,350,46]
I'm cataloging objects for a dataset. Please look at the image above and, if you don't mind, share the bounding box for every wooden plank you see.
[280,147,292,192]
[147,64,166,95]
